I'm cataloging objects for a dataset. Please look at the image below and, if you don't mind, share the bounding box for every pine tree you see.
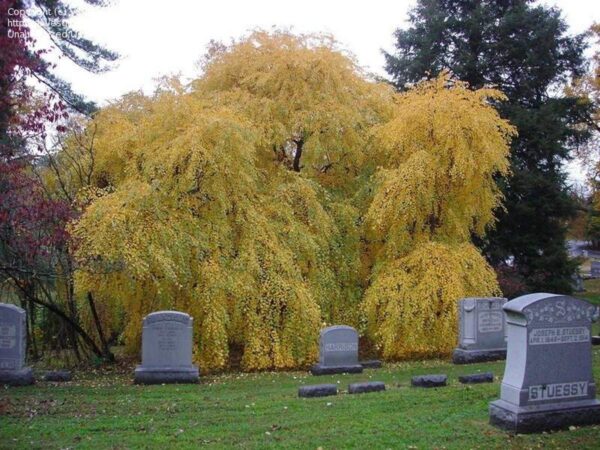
[384,0,590,295]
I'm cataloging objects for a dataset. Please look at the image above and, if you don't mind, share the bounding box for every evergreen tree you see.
[385,0,591,295]
[1,0,118,158]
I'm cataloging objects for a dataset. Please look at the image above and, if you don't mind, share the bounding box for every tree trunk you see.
[292,138,304,172]
[8,275,108,360]
[87,291,114,361]
[27,298,38,359]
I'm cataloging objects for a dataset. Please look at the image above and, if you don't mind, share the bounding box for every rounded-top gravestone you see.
[310,325,363,375]
[453,297,507,364]
[0,303,34,386]
[134,310,199,384]
[489,293,600,433]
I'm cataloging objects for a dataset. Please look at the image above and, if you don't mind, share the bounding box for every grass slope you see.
[2,351,600,449]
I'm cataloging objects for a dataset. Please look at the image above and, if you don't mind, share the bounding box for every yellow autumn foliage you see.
[363,242,501,359]
[362,75,514,358]
[63,31,515,371]
[194,30,395,188]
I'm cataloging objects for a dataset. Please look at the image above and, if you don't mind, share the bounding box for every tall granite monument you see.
[0,303,34,386]
[489,293,600,433]
[134,311,199,384]
[311,325,363,375]
[453,297,507,364]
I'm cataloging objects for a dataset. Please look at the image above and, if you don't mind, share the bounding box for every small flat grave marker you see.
[348,381,385,394]
[43,370,72,382]
[360,359,382,369]
[298,384,338,398]
[459,372,494,384]
[411,374,447,388]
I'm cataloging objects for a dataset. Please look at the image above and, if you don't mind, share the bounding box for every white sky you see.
[26,0,600,184]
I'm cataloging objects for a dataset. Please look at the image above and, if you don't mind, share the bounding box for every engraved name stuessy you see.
[528,381,588,401]
[528,326,590,345]
[324,343,358,352]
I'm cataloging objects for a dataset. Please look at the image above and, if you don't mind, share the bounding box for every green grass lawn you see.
[2,352,600,449]
[580,278,600,305]
[578,278,600,335]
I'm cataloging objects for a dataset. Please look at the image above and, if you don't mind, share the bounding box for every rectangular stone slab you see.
[490,398,600,433]
[0,368,34,387]
[458,372,494,384]
[348,381,385,394]
[411,374,447,388]
[310,363,363,376]
[360,360,382,369]
[43,370,72,382]
[134,367,199,385]
[452,348,506,365]
[298,384,338,398]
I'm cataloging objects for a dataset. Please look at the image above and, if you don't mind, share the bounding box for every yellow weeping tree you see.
[362,73,516,359]
[65,31,515,371]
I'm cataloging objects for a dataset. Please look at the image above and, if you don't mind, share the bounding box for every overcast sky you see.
[28,0,600,183]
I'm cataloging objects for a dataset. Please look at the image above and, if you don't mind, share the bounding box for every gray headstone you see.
[591,261,600,278]
[490,293,600,433]
[310,325,363,375]
[134,311,199,384]
[0,303,34,386]
[452,297,507,364]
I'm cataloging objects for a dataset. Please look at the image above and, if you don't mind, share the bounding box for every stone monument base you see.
[0,367,34,386]
[134,366,199,384]
[452,348,506,364]
[43,370,72,382]
[310,363,363,375]
[360,359,382,369]
[489,398,600,434]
